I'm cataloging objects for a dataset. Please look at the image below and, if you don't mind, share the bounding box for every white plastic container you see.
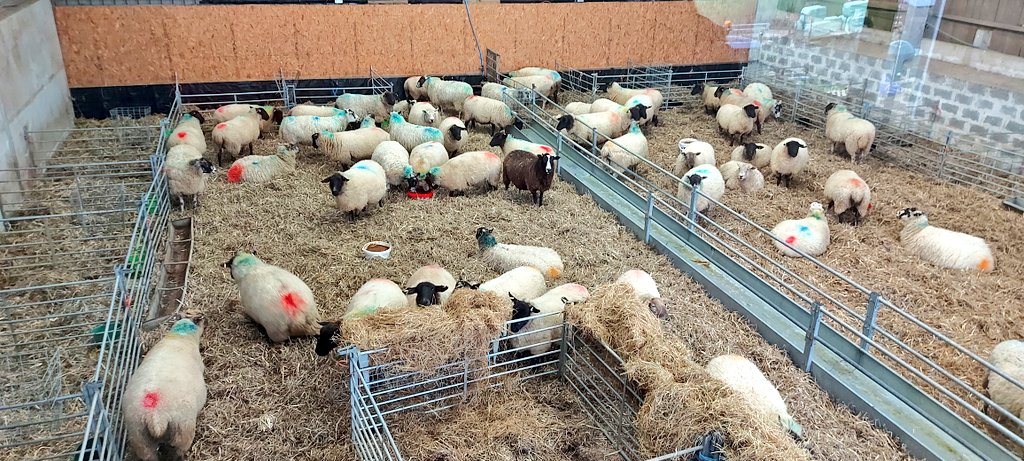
[678,138,699,157]
[362,241,392,260]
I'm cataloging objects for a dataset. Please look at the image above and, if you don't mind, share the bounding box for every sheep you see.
[311,126,390,167]
[624,94,659,126]
[392,99,414,119]
[409,141,449,175]
[590,98,624,113]
[370,141,411,187]
[605,82,664,113]
[770,138,810,188]
[164,156,215,211]
[166,111,206,153]
[615,269,667,319]
[720,160,764,193]
[288,104,346,118]
[426,150,501,196]
[502,150,560,206]
[476,266,548,301]
[676,164,726,214]
[730,142,771,169]
[600,121,648,173]
[122,317,206,461]
[212,104,283,135]
[556,104,646,145]
[279,112,355,146]
[897,207,995,272]
[387,112,444,151]
[482,82,513,101]
[359,115,376,128]
[211,107,269,166]
[509,283,590,356]
[716,103,758,145]
[476,226,563,280]
[226,251,321,342]
[771,202,830,258]
[409,101,440,126]
[564,102,593,116]
[691,82,727,115]
[461,96,524,135]
[825,103,876,163]
[404,76,427,100]
[438,117,467,154]
[985,340,1024,428]
[673,140,715,176]
[419,76,474,112]
[705,354,803,440]
[314,279,408,357]
[823,170,871,225]
[502,74,557,100]
[166,144,202,163]
[335,91,397,123]
[509,67,562,94]
[226,144,298,184]
[743,82,773,101]
[489,129,554,155]
[322,160,387,221]
[404,264,457,307]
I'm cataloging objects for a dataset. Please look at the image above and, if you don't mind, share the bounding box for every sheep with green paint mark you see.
[461,95,522,135]
[226,251,321,342]
[771,202,830,258]
[288,104,347,118]
[323,160,388,221]
[279,112,355,146]
[418,76,474,112]
[335,92,397,123]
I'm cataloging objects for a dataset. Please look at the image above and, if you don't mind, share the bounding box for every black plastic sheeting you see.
[70,63,744,119]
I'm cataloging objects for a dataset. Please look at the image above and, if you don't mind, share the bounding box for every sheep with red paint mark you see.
[211,107,270,166]
[226,144,298,184]
[489,129,553,156]
[166,111,206,153]
[616,269,668,319]
[212,104,284,135]
[502,149,560,206]
[425,150,501,196]
[823,170,872,225]
[122,316,207,461]
[897,207,995,272]
[771,202,831,258]
[322,160,388,221]
[163,145,215,210]
[225,251,321,342]
[404,264,457,307]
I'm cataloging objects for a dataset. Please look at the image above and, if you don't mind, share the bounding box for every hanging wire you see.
[463,0,486,74]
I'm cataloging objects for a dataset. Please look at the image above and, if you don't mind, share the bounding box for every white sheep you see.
[164,154,215,210]
[371,141,411,187]
[676,164,725,214]
[615,270,667,319]
[212,104,283,135]
[482,82,513,101]
[509,67,562,90]
[387,112,444,151]
[624,94,658,126]
[771,202,830,258]
[226,251,321,342]
[426,150,501,196]
[438,117,467,154]
[335,92,397,123]
[122,318,206,461]
[705,354,803,440]
[743,82,773,101]
[509,283,590,356]
[279,112,355,146]
[590,98,623,113]
[770,137,810,188]
[489,129,555,155]
[360,115,376,128]
[404,264,457,307]
[716,103,758,145]
[730,142,771,169]
[392,99,414,119]
[211,107,268,166]
[408,141,449,175]
[605,82,664,113]
[312,126,390,167]
[314,279,408,356]
[720,160,765,193]
[476,227,563,280]
[691,83,727,115]
[564,101,593,116]
[477,266,548,301]
[462,95,523,135]
[985,340,1024,428]
[825,103,876,163]
[409,101,440,126]
[897,207,995,272]
[556,104,645,145]
[419,76,474,112]
[166,111,206,153]
[600,121,648,173]
[322,160,388,221]
[288,104,346,118]
[404,76,427,101]
[823,170,871,225]
[226,144,298,184]
[502,74,557,100]
[673,140,716,176]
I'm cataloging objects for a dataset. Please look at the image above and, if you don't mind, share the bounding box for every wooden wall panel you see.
[54,3,750,88]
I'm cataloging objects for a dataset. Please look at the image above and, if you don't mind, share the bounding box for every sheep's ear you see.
[435,285,449,292]
[404,287,417,295]
[561,296,569,304]
[531,307,540,313]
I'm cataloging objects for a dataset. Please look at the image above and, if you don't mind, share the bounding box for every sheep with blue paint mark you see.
[673,140,715,176]
[408,141,449,175]
[279,112,356,146]
[425,150,502,196]
[322,160,388,221]
[418,76,474,112]
[312,125,390,167]
[288,104,347,118]
[600,121,648,173]
[226,251,321,342]
[370,141,411,187]
[676,164,725,214]
[387,112,444,151]
[897,207,995,272]
[335,92,397,123]
[482,82,514,102]
[771,202,830,258]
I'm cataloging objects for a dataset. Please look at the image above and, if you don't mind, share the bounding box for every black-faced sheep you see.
[502,150,560,206]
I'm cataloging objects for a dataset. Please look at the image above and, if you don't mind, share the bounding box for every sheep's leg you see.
[128,430,159,461]
[248,143,255,156]
[775,174,782,186]
[652,114,660,126]
[531,190,538,205]
[193,194,201,209]
[756,120,762,134]
[538,190,545,206]
[349,210,356,222]
[169,421,197,461]
[217,144,224,167]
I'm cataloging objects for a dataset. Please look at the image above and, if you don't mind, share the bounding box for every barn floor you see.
[150,122,916,461]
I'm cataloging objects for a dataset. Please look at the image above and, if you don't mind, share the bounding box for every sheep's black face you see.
[772,102,783,118]
[455,280,480,290]
[785,140,805,157]
[475,227,493,240]
[449,125,463,141]
[488,131,507,147]
[315,322,341,356]
[687,174,705,187]
[629,104,647,121]
[187,110,206,124]
[513,117,524,130]
[382,91,396,106]
[743,143,757,161]
[824,102,836,114]
[311,133,320,148]
[405,282,448,307]
[509,295,540,333]
[690,82,704,95]
[742,104,758,118]
[897,207,924,220]
[272,109,284,124]
[322,173,348,196]
[714,87,727,98]
[556,115,574,131]
[417,76,427,88]
[191,158,215,174]
[256,107,270,121]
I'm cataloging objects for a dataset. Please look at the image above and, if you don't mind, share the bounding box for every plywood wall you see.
[53,3,753,88]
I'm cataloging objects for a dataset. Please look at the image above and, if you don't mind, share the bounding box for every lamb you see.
[730,142,771,169]
[897,207,995,272]
[311,126,390,167]
[502,150,560,206]
[461,96,523,135]
[605,82,664,113]
[676,165,726,214]
[404,76,427,101]
[322,160,387,221]
[477,266,548,301]
[481,82,513,101]
[387,112,444,151]
[502,74,557,100]
[288,104,346,118]
[705,354,804,440]
[409,101,440,126]
[438,117,467,154]
[226,144,298,184]
[489,129,555,155]
[691,82,727,115]
[122,317,206,461]
[615,269,667,319]
[564,101,593,115]
[823,170,871,225]
[720,160,765,193]
[426,150,501,196]
[315,279,408,357]
[624,94,659,126]
[359,115,376,128]
[419,76,474,112]
[404,264,457,307]
[743,82,773,101]
[556,104,646,145]
[408,141,449,175]
[370,141,411,187]
[825,103,876,163]
[392,99,414,119]
[716,103,758,145]
[985,340,1024,428]
[476,226,563,280]
[509,283,590,356]
[770,138,810,188]
[600,121,648,173]
[673,140,715,176]
[166,111,206,153]
[771,202,830,258]
[335,91,397,123]
[279,112,355,146]
[226,251,321,342]
[212,104,283,135]
[164,155,215,210]
[211,107,269,166]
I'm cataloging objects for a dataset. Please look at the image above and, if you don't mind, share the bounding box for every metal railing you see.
[554,63,745,108]
[286,67,393,108]
[482,49,537,107]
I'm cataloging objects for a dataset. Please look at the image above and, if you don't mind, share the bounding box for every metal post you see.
[802,302,824,373]
[792,77,803,123]
[590,128,598,158]
[555,133,563,176]
[590,73,598,102]
[556,321,570,379]
[686,177,702,231]
[643,190,655,243]
[938,130,952,179]
[860,292,882,352]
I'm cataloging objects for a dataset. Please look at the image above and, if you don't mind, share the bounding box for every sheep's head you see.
[417,76,431,88]
[808,202,826,219]
[824,102,837,114]
[628,104,648,122]
[489,130,508,147]
[420,107,437,125]
[537,153,560,175]
[737,163,752,181]
[455,279,481,290]
[448,124,464,141]
[475,227,497,249]
[742,104,758,119]
[425,167,442,189]
[389,111,404,124]
[189,158,215,175]
[784,140,806,157]
[381,91,396,106]
[649,298,668,320]
[770,100,783,118]
[897,207,926,221]
[687,173,706,187]
[186,110,206,124]
[742,142,757,161]
[169,318,203,337]
[508,293,540,333]
[556,114,575,131]
[690,82,705,95]
[713,87,727,98]
[322,172,348,197]
[272,108,284,124]
[404,282,448,307]
[255,107,270,121]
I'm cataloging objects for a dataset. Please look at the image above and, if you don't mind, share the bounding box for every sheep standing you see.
[476,227,563,280]
[166,111,206,153]
[122,317,206,461]
[771,202,830,258]
[322,160,388,221]
[279,113,355,146]
[720,160,765,193]
[426,150,501,196]
[615,269,667,319]
[897,207,995,272]
[462,96,523,135]
[509,67,562,97]
[556,104,645,145]
[288,104,346,117]
[673,140,715,176]
[315,279,408,357]
[404,264,457,307]
[336,92,397,123]
[743,82,773,100]
[676,165,725,214]
[164,155,215,210]
[825,103,876,163]
[387,112,444,151]
[226,145,298,184]
[226,251,321,342]
[716,103,758,145]
[481,82,513,101]
[489,129,554,155]
[503,74,557,101]
[419,76,474,113]
[311,126,390,167]
[770,138,810,188]
[605,82,664,114]
[565,101,593,115]
[211,107,269,166]
[409,141,449,175]
[438,117,467,154]
[404,76,427,100]
[823,170,871,225]
[409,101,440,126]
[730,142,771,169]
[985,340,1024,428]
[691,83,727,115]
[600,121,648,173]
[370,141,411,187]
[624,94,659,126]
[503,150,559,206]
[706,354,803,440]
[212,104,283,135]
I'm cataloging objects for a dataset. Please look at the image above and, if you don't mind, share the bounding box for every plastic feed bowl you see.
[363,241,392,260]
[678,138,699,156]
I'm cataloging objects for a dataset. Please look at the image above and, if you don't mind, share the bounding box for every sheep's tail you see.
[546,267,562,279]
[144,409,171,440]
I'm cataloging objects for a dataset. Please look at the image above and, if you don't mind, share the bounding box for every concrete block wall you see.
[0,0,75,218]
